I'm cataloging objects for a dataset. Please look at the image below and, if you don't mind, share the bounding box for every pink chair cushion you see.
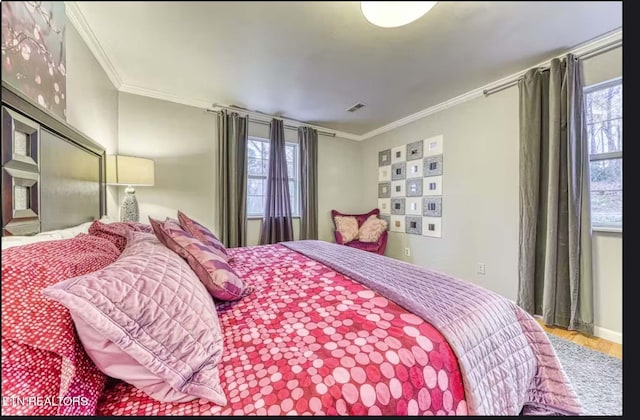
[342,240,384,253]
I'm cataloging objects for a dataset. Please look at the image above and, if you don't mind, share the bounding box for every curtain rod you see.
[483,39,622,97]
[206,108,336,137]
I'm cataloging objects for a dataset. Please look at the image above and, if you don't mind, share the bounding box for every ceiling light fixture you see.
[361,1,437,28]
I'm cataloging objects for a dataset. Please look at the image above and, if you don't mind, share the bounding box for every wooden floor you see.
[537,319,622,359]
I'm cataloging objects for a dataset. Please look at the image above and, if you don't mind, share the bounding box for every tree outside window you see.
[585,79,622,229]
[247,137,299,216]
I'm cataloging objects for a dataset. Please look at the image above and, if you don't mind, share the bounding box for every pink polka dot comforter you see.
[97,244,467,415]
[2,229,580,416]
[2,234,466,416]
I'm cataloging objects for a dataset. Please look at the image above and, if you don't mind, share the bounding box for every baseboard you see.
[532,314,622,344]
[594,326,622,344]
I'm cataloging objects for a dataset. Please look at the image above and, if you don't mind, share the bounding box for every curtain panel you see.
[259,119,294,244]
[299,126,318,240]
[218,110,248,248]
[517,54,594,335]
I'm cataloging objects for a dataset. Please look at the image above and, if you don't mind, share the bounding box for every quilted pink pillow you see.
[177,211,230,261]
[150,217,251,301]
[358,215,388,243]
[43,231,227,406]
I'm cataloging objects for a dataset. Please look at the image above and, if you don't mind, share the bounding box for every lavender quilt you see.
[283,240,581,416]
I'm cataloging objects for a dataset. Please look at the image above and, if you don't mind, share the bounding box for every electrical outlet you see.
[478,263,486,275]
[404,247,411,257]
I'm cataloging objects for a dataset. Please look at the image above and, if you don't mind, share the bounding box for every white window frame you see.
[584,77,622,232]
[246,136,300,218]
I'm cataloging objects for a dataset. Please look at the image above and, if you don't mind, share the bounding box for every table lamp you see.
[106,155,155,222]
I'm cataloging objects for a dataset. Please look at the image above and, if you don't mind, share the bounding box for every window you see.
[247,137,299,217]
[585,79,622,229]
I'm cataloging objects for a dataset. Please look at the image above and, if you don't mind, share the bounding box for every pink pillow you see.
[333,215,359,243]
[43,231,227,405]
[358,215,388,243]
[71,316,198,403]
[150,217,251,301]
[177,211,230,261]
[88,220,153,252]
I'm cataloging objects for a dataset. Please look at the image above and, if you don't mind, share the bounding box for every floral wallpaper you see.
[1,1,66,120]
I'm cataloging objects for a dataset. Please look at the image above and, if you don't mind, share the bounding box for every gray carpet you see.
[547,334,622,415]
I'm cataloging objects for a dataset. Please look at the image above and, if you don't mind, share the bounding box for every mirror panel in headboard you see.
[1,81,106,236]
[1,106,40,235]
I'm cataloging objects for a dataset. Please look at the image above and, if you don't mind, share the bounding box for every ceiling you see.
[74,1,622,136]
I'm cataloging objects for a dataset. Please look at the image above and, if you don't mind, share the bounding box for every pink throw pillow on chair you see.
[333,215,359,243]
[358,215,388,243]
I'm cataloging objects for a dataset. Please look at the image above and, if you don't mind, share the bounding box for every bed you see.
[1,81,582,416]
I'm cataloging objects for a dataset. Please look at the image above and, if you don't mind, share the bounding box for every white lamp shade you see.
[361,1,437,28]
[107,155,155,186]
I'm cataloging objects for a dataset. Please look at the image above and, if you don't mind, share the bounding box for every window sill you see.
[592,226,622,234]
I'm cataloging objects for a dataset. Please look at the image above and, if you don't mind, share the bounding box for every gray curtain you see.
[517,54,594,335]
[218,110,248,248]
[259,119,294,244]
[299,126,318,240]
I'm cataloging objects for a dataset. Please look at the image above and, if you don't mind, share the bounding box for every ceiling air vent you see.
[346,103,366,112]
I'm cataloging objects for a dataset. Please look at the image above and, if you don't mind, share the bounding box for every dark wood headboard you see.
[1,81,106,235]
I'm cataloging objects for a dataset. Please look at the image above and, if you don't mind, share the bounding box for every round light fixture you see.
[361,1,437,28]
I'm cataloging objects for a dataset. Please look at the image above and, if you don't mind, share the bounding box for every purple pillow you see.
[43,231,227,405]
[149,217,251,301]
[177,211,230,261]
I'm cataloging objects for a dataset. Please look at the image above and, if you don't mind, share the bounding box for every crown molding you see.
[64,5,621,144]
[65,1,122,89]
[209,104,361,141]
[568,27,622,57]
[357,28,622,141]
[119,83,213,110]
[63,1,360,140]
[358,88,484,141]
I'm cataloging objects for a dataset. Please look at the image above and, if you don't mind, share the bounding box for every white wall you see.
[592,232,622,341]
[65,24,120,217]
[118,93,363,246]
[317,135,365,242]
[117,93,216,231]
[360,89,520,300]
[358,47,622,341]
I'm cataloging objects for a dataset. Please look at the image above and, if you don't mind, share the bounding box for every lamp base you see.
[120,186,139,223]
